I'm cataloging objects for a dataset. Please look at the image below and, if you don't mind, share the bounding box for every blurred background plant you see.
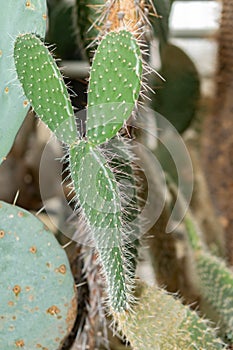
[1,0,233,349]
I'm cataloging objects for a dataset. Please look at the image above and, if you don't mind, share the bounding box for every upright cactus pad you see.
[87,30,142,145]
[0,201,77,350]
[14,33,77,144]
[69,141,127,312]
[116,282,225,350]
[0,0,47,164]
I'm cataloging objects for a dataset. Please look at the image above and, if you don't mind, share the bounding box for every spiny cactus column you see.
[0,201,77,350]
[0,0,47,164]
[185,216,233,341]
[116,281,225,350]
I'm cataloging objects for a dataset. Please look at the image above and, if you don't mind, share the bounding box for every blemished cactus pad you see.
[14,33,77,144]
[69,141,127,312]
[0,0,47,164]
[0,201,77,350]
[87,30,142,145]
[116,282,225,350]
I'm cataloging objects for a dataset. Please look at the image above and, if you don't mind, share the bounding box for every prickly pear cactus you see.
[0,0,47,164]
[14,33,77,144]
[185,216,233,341]
[87,30,142,145]
[0,201,77,350]
[13,3,143,313]
[116,281,225,350]
[69,141,127,312]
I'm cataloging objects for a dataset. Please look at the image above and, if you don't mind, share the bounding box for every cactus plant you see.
[13,25,143,313]
[14,33,77,145]
[0,201,77,350]
[0,0,47,164]
[87,30,142,145]
[116,281,225,350]
[185,216,233,341]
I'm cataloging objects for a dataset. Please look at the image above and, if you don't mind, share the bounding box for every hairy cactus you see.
[69,141,126,311]
[14,33,77,145]
[0,201,77,350]
[116,281,225,350]
[0,0,47,164]
[185,216,233,340]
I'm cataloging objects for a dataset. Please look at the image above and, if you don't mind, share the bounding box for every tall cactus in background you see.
[0,0,47,164]
[185,216,233,341]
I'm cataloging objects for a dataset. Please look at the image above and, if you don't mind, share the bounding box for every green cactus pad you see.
[14,33,77,144]
[69,141,128,312]
[195,252,233,340]
[0,0,46,164]
[0,201,77,350]
[116,282,224,350]
[185,216,233,340]
[87,30,142,145]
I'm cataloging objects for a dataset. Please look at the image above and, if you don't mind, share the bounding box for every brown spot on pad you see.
[47,305,60,315]
[13,285,21,296]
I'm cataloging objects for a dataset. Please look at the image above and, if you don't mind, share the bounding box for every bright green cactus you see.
[13,28,143,313]
[69,141,127,311]
[87,30,142,145]
[185,216,233,341]
[0,201,77,350]
[14,33,77,144]
[0,0,47,164]
[116,281,225,350]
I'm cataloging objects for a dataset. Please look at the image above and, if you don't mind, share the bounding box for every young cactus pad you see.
[14,33,77,145]
[0,201,77,350]
[87,30,142,145]
[69,141,127,312]
[0,0,46,164]
[116,282,224,350]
